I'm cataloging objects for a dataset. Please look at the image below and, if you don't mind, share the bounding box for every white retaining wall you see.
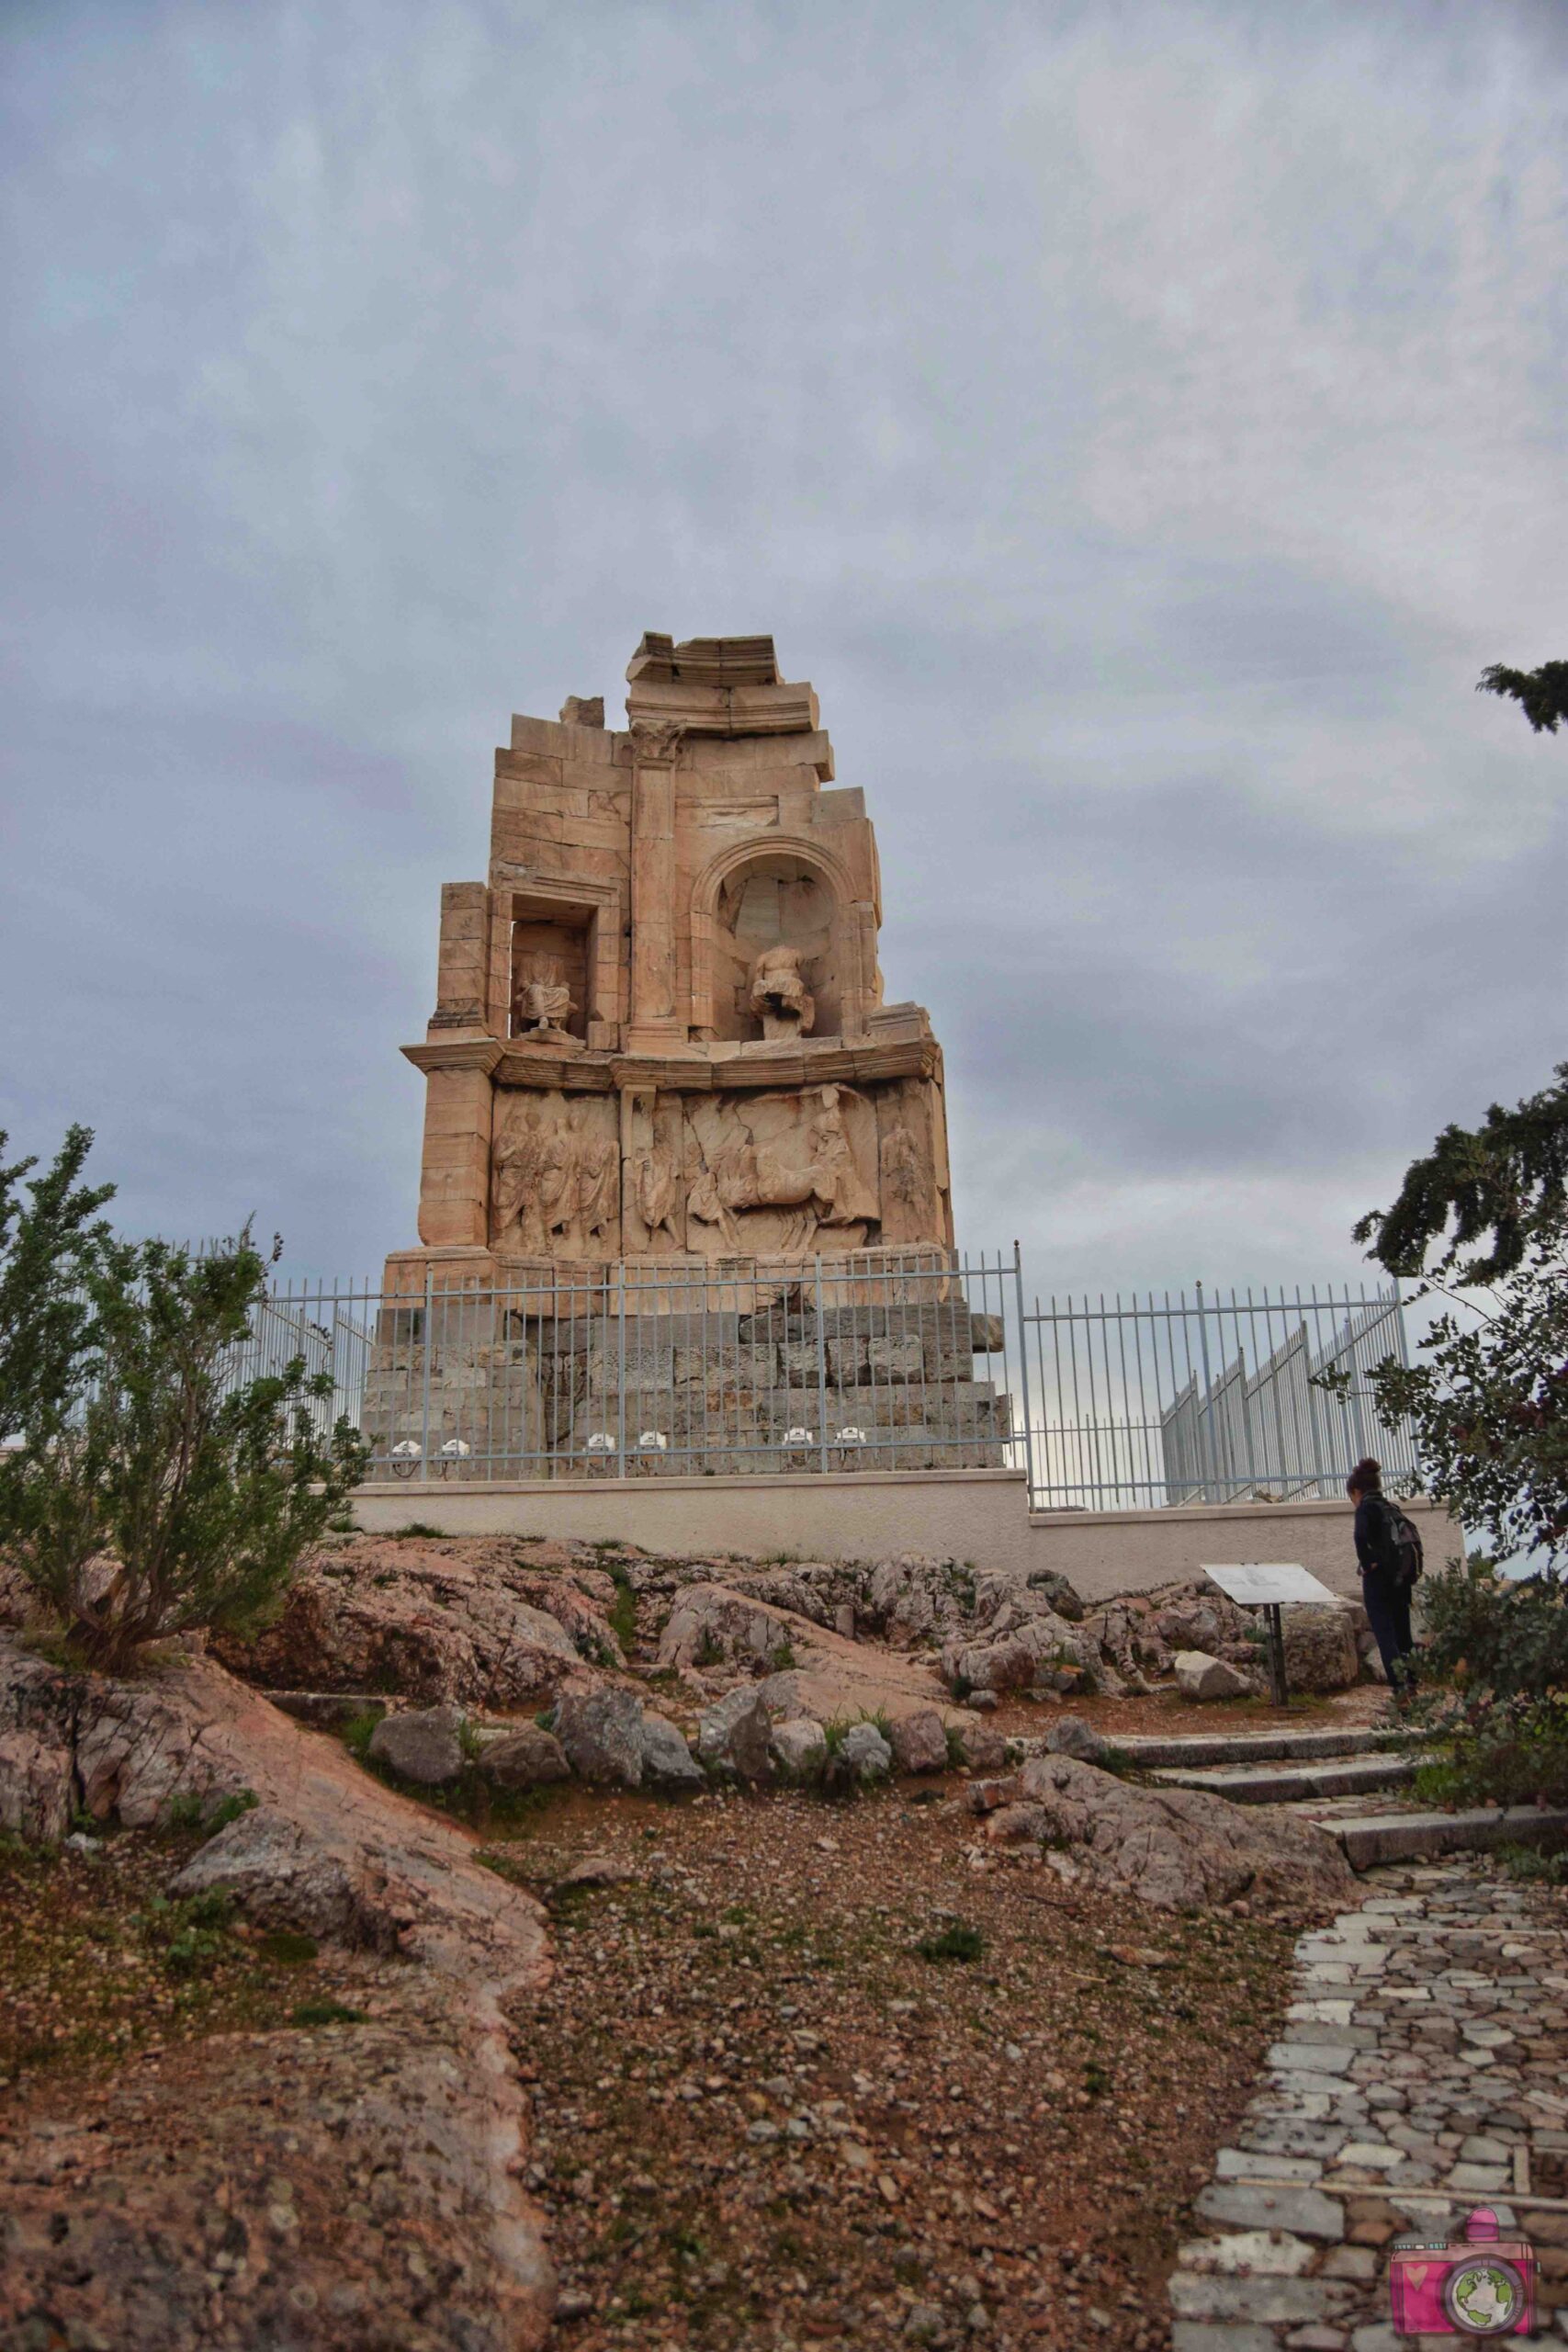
[352,1470,1458,1606]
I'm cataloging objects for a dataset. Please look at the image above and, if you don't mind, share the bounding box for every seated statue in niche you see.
[748,943,815,1042]
[513,954,577,1038]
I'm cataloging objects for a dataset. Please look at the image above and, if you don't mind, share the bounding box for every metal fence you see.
[247,1250,1020,1482]
[237,1254,1421,1504]
[1018,1280,1418,1510]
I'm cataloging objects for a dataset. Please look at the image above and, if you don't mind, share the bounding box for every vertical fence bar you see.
[420,1265,434,1483]
[1011,1240,1035,1502]
[814,1255,829,1476]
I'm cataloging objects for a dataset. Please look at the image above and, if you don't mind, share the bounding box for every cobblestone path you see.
[1169,1855,1568,2350]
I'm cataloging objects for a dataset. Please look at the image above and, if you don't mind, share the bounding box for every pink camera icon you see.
[1388,2206,1535,2336]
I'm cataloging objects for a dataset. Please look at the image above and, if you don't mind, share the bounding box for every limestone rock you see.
[637,1710,705,1791]
[211,1533,616,1708]
[1045,1713,1111,1764]
[697,1684,777,1780]
[984,1803,1053,1845]
[839,1721,893,1781]
[0,1635,554,2350]
[1175,1649,1255,1702]
[657,1581,807,1673]
[367,1702,466,1785]
[887,1707,950,1774]
[1016,1751,1355,1911]
[555,1687,648,1786]
[1281,1604,1361,1693]
[950,1719,1010,1773]
[862,1555,972,1648]
[479,1724,570,1790]
[942,1604,1101,1698]
[771,1715,829,1776]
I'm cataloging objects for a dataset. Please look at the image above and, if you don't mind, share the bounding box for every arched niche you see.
[690,836,864,1044]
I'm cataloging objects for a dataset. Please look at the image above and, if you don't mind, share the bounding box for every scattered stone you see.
[557,1854,636,1890]
[951,1720,1009,1771]
[477,1723,570,1790]
[1175,1651,1255,1702]
[771,1716,829,1777]
[637,1712,705,1791]
[887,1708,949,1774]
[1045,1713,1111,1764]
[555,1688,648,1787]
[696,1685,776,1781]
[838,1722,893,1781]
[367,1702,466,1786]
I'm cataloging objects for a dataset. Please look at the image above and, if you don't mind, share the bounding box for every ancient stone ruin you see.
[367,633,1006,1476]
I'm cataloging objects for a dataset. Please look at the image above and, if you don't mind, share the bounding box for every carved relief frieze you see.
[491,1090,620,1259]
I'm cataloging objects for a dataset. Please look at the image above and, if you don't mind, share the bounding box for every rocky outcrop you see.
[658,1582,806,1674]
[212,1535,621,1709]
[1014,1752,1355,1912]
[0,1633,555,2349]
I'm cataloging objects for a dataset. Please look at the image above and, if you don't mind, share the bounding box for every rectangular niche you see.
[509,893,594,1042]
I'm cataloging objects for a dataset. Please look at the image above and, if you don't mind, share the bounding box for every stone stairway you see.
[1113,1723,1568,1871]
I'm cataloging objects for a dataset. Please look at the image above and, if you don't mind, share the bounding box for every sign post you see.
[1201,1564,1342,1710]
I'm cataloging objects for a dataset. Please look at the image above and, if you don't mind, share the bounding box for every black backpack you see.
[1378,1497,1424,1588]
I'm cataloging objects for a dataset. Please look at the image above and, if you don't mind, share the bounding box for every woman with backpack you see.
[1348,1456,1420,1698]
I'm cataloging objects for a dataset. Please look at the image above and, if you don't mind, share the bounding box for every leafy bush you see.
[0,1133,366,1672]
[1404,1556,1568,1809]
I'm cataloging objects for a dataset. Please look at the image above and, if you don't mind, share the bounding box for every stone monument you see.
[392,631,953,1281]
[368,634,1003,1479]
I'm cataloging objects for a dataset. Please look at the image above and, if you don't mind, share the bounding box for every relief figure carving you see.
[686,1086,878,1253]
[574,1105,619,1249]
[634,1137,682,1249]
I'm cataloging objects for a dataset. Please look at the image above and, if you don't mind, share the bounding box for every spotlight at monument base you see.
[390,1438,423,1479]
[637,1430,669,1451]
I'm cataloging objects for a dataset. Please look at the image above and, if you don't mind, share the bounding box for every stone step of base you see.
[1327,1804,1568,1870]
[1113,1725,1401,1770]
[1151,1754,1416,1803]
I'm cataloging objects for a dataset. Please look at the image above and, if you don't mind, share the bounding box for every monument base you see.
[363,1246,1010,1481]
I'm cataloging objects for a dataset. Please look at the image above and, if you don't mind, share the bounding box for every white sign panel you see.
[1202,1562,1340,1609]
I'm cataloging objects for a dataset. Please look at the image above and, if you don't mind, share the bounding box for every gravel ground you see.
[487,1781,1314,2352]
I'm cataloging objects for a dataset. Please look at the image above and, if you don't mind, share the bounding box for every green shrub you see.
[915,1920,985,1963]
[292,2000,367,2027]
[1405,1557,1568,1808]
[0,1181,367,1672]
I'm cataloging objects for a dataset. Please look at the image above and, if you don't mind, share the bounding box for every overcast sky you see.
[3,0,1564,1298]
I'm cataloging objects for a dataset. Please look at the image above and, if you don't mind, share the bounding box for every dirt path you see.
[487,1781,1307,2351]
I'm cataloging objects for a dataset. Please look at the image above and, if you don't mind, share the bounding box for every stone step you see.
[1151,1754,1416,1804]
[1327,1804,1568,1870]
[1113,1725,1401,1770]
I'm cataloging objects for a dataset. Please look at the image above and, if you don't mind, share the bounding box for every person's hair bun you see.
[1346,1456,1382,1497]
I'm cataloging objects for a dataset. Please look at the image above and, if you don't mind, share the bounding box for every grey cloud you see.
[2,0,1566,1293]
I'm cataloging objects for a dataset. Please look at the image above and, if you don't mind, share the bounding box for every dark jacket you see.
[1354,1492,1401,1578]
